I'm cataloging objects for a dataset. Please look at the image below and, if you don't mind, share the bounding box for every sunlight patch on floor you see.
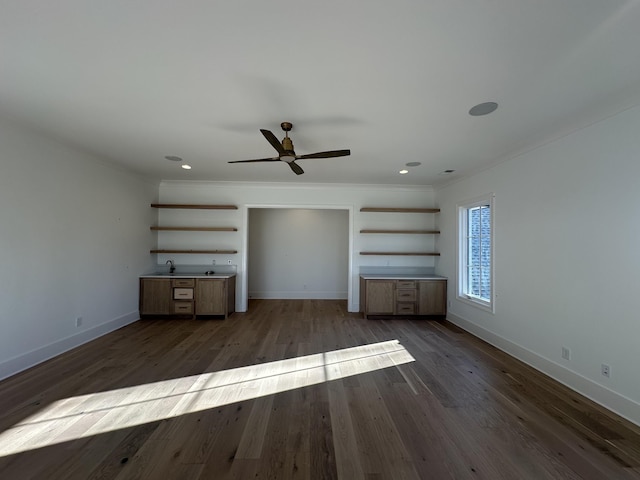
[0,339,414,456]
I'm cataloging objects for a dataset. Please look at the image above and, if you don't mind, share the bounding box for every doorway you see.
[241,206,354,310]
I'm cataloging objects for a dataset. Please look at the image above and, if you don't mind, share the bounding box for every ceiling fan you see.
[228,122,350,175]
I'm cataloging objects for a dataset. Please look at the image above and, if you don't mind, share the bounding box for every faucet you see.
[166,259,175,274]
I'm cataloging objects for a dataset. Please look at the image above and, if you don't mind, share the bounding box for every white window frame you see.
[457,193,495,313]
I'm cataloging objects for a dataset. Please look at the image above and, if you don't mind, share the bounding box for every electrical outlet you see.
[561,346,571,360]
[75,317,83,327]
[601,364,611,378]
[228,260,232,265]
[212,260,216,265]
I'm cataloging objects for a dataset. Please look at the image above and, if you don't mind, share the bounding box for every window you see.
[458,194,494,312]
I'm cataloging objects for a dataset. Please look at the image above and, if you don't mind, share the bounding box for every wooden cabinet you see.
[139,278,172,315]
[196,277,236,317]
[173,302,194,315]
[170,278,195,315]
[418,280,447,315]
[360,276,447,318]
[139,276,236,318]
[395,280,417,315]
[361,279,395,315]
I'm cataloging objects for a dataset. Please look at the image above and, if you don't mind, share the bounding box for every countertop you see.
[359,274,447,280]
[140,273,236,279]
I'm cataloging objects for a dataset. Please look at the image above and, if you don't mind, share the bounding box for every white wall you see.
[7,101,637,428]
[157,182,438,311]
[436,104,640,425]
[0,117,158,380]
[248,208,349,299]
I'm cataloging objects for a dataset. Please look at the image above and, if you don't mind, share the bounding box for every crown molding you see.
[159,180,435,193]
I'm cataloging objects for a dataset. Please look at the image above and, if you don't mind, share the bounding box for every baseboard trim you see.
[447,311,640,427]
[0,311,140,381]
[248,292,348,300]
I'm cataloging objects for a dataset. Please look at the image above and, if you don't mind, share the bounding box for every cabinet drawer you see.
[396,303,416,314]
[173,302,193,314]
[396,289,416,302]
[172,279,195,287]
[397,280,416,289]
[173,288,194,300]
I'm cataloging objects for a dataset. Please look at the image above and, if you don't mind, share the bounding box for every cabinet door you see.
[365,280,395,315]
[140,279,172,315]
[418,280,447,315]
[196,279,226,315]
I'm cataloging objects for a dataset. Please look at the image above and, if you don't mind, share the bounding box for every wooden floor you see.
[1,300,639,479]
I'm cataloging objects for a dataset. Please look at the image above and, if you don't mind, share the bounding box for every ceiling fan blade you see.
[296,149,351,159]
[260,129,287,156]
[228,157,280,163]
[288,161,304,175]
[229,123,348,176]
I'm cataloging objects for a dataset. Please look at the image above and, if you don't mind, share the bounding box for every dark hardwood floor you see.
[0,299,639,479]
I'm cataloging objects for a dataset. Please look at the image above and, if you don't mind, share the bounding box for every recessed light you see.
[405,162,421,167]
[399,169,409,175]
[469,102,498,116]
[165,155,183,162]
[439,169,455,175]
[181,164,192,170]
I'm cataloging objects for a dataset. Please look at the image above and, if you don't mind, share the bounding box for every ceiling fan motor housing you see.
[282,136,295,154]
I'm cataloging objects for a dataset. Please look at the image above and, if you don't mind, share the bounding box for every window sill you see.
[457,294,495,314]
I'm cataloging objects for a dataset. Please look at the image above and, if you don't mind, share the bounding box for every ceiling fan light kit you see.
[228,121,350,175]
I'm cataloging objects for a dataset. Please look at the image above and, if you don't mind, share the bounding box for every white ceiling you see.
[2,1,640,186]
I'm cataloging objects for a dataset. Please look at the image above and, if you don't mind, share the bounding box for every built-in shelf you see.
[359,252,440,256]
[359,206,440,257]
[360,229,440,234]
[151,204,238,210]
[150,226,237,232]
[150,204,239,255]
[360,207,440,213]
[150,249,238,254]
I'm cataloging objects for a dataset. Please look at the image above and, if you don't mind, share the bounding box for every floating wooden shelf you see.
[360,252,440,256]
[151,204,238,210]
[360,229,440,234]
[150,205,239,254]
[360,207,440,213]
[359,207,441,257]
[150,226,238,232]
[150,249,238,254]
